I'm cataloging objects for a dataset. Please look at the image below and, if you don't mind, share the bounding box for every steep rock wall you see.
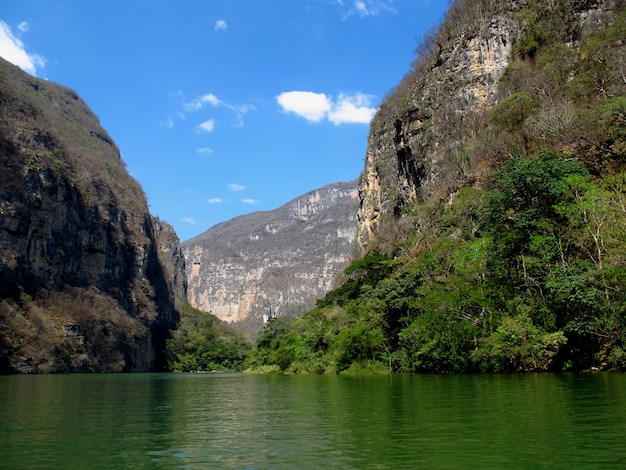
[356,0,617,253]
[357,1,519,252]
[183,181,358,337]
[0,58,184,373]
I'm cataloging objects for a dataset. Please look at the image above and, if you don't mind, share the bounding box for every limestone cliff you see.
[183,181,358,337]
[0,58,184,373]
[356,0,619,253]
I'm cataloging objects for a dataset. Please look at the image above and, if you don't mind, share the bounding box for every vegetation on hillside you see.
[245,0,626,374]
[166,303,251,372]
[1,59,181,373]
[246,151,626,373]
[0,287,152,373]
[0,59,147,217]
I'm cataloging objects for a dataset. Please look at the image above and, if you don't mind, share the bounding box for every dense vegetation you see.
[245,1,626,374]
[246,151,626,373]
[166,303,251,372]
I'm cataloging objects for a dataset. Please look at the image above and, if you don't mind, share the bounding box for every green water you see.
[0,373,625,469]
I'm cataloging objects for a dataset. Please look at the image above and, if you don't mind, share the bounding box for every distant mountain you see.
[0,57,186,373]
[182,180,359,337]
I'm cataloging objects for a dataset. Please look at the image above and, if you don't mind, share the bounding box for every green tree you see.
[166,304,251,372]
[483,151,589,290]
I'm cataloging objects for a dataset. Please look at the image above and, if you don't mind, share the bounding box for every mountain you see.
[247,0,626,374]
[182,180,359,337]
[0,58,186,373]
[357,0,621,253]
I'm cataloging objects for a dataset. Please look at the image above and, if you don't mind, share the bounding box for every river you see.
[0,372,625,469]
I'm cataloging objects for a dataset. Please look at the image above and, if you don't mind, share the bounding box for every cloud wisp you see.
[214,19,228,31]
[166,92,254,131]
[0,20,45,76]
[184,93,221,112]
[228,183,246,191]
[196,119,215,133]
[276,90,377,125]
[242,198,260,205]
[196,147,214,157]
[337,0,398,19]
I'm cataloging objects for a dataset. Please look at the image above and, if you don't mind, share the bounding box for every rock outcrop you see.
[183,181,359,337]
[356,0,619,253]
[0,58,184,373]
[356,0,519,252]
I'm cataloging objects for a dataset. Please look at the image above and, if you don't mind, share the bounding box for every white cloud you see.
[276,91,331,122]
[208,198,222,203]
[228,183,246,191]
[355,1,368,14]
[343,0,397,18]
[227,102,255,127]
[196,119,215,133]
[201,93,221,106]
[178,92,254,130]
[162,108,185,128]
[182,216,196,224]
[162,115,175,129]
[242,198,260,205]
[18,21,29,33]
[197,147,214,156]
[0,20,45,76]
[277,90,377,125]
[328,93,377,124]
[185,93,221,112]
[215,19,228,31]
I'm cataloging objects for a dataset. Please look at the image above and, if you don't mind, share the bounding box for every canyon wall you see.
[0,58,185,373]
[183,181,358,336]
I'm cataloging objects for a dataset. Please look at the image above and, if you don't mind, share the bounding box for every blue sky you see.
[1,0,449,241]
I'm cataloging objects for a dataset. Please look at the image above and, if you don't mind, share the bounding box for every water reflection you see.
[0,372,625,469]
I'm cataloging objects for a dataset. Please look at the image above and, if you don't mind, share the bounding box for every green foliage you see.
[483,151,589,285]
[166,304,251,372]
[317,252,393,308]
[399,309,481,373]
[595,96,626,160]
[488,93,537,131]
[473,314,567,372]
[454,147,472,175]
[249,150,626,374]
[247,2,626,375]
[514,0,581,60]
[245,316,299,372]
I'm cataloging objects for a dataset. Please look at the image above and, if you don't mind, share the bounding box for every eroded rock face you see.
[355,0,619,253]
[0,58,184,373]
[183,181,359,336]
[356,7,518,253]
[152,216,188,305]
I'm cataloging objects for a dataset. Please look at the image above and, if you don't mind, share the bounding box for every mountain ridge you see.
[182,180,359,337]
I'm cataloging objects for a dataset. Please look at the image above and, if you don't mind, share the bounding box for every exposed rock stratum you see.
[182,181,359,336]
[0,58,185,373]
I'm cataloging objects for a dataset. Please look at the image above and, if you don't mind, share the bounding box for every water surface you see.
[1,372,625,468]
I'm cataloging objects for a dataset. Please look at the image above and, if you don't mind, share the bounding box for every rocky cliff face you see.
[0,58,184,373]
[183,181,358,336]
[152,216,188,305]
[356,0,618,253]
